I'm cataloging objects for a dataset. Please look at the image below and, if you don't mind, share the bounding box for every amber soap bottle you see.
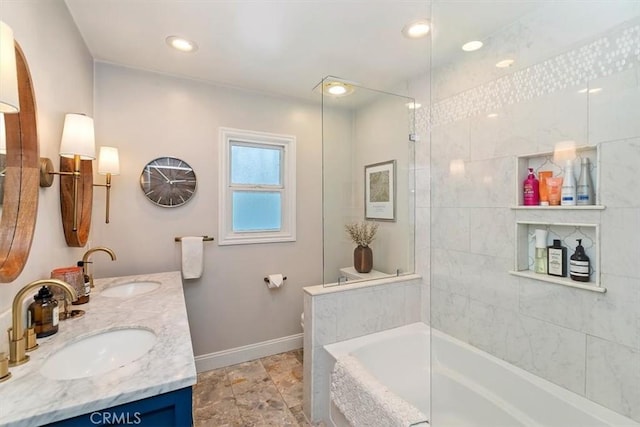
[28,286,59,338]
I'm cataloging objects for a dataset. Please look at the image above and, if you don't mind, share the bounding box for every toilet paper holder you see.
[264,276,287,283]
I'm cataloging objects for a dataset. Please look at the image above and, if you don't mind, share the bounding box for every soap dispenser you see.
[534,229,548,274]
[28,286,59,338]
[570,239,591,282]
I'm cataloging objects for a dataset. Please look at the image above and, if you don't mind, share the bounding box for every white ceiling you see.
[64,0,540,103]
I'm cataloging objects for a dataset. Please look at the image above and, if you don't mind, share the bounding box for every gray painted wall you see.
[91,63,323,356]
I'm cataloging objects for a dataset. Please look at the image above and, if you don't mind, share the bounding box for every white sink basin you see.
[40,328,157,380]
[101,280,160,298]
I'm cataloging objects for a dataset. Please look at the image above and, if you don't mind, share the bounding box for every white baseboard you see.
[195,333,303,373]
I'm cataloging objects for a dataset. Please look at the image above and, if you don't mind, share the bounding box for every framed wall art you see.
[364,160,396,221]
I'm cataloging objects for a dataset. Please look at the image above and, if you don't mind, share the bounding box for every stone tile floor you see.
[193,349,321,426]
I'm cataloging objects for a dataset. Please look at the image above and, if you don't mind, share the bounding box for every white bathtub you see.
[325,323,639,427]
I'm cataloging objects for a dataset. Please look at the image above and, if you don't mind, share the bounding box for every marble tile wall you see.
[302,277,422,424]
[428,2,640,422]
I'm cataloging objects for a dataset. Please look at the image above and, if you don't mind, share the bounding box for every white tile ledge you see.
[510,205,606,210]
[303,274,421,296]
[510,270,606,293]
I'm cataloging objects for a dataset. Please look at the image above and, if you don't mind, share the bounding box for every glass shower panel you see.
[321,77,416,285]
[430,1,640,425]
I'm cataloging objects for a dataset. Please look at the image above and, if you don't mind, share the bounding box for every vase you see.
[353,245,373,273]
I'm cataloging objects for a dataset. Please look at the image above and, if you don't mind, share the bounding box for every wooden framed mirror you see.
[0,43,39,282]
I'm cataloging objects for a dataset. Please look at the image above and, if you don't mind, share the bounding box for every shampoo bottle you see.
[561,160,576,206]
[523,168,540,206]
[576,158,594,205]
[570,239,590,282]
[547,239,567,277]
[534,229,548,274]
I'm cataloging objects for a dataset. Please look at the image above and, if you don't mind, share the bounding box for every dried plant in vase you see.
[345,221,379,273]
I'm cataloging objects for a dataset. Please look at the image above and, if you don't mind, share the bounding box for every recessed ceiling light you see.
[487,113,499,118]
[462,41,483,52]
[496,59,515,68]
[402,19,430,39]
[322,81,354,97]
[406,102,422,109]
[166,36,198,52]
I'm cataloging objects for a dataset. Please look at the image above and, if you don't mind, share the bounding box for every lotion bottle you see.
[534,229,548,274]
[570,239,590,282]
[561,160,576,206]
[523,168,539,206]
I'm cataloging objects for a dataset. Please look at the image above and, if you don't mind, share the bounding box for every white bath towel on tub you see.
[331,355,429,426]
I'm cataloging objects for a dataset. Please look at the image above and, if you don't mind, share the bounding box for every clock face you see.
[140,157,197,207]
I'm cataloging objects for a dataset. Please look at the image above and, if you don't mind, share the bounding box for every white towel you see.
[331,355,428,427]
[181,236,204,279]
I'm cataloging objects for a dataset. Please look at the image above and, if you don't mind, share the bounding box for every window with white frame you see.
[218,127,296,245]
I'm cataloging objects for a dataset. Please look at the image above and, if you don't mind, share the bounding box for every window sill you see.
[218,233,296,246]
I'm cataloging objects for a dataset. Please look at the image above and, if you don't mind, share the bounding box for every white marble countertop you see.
[0,271,197,426]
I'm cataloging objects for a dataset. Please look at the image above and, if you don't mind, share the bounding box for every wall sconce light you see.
[40,113,96,231]
[0,21,20,113]
[94,146,119,223]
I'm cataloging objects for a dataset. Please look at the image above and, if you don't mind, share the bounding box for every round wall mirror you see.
[0,43,39,282]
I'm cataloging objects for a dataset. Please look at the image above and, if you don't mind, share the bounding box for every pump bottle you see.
[534,229,548,274]
[570,239,591,282]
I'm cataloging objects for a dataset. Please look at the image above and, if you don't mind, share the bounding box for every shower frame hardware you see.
[174,236,214,242]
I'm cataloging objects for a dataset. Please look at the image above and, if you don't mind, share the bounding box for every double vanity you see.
[0,271,196,426]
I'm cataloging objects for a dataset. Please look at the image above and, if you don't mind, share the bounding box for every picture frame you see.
[364,160,396,221]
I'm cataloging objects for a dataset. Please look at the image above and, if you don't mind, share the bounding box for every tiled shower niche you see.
[510,221,604,293]
[513,145,604,209]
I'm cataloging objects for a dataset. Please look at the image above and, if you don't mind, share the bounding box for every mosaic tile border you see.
[430,21,640,128]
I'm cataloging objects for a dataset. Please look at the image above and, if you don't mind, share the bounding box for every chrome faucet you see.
[8,279,77,366]
[80,246,117,288]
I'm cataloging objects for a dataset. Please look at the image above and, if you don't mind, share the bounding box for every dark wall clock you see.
[140,157,197,207]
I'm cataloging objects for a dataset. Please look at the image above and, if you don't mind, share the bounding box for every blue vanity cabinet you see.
[45,387,192,426]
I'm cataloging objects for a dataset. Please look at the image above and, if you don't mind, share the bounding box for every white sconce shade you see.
[98,146,120,175]
[0,114,7,154]
[59,113,95,159]
[0,21,20,113]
